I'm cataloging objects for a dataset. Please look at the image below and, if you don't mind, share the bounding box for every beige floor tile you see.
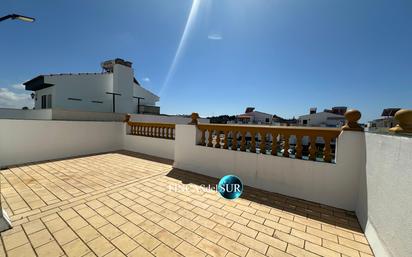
[87,236,115,256]
[76,225,101,243]
[62,239,91,257]
[155,229,183,248]
[28,229,54,248]
[111,234,139,254]
[175,228,203,245]
[7,243,36,257]
[218,237,249,257]
[53,227,78,245]
[22,219,46,235]
[35,241,64,257]
[305,242,340,257]
[105,249,126,257]
[267,246,294,257]
[134,231,161,251]
[118,221,143,238]
[176,241,206,257]
[238,234,268,254]
[128,246,154,257]
[196,239,228,257]
[98,223,122,240]
[2,230,29,250]
[152,244,181,257]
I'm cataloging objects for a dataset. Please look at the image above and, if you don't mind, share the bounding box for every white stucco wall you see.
[34,65,159,114]
[45,73,113,112]
[123,134,175,160]
[174,125,365,210]
[2,119,412,256]
[0,119,123,168]
[298,112,345,127]
[252,112,273,124]
[356,133,412,257]
[34,86,55,110]
[51,109,126,121]
[133,84,159,108]
[0,108,52,120]
[113,64,134,113]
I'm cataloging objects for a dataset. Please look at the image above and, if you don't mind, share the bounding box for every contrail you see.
[159,0,202,97]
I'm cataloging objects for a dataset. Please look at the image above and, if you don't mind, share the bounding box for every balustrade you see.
[197,124,341,163]
[127,121,175,140]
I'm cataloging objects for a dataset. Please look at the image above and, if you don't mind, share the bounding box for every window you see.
[91,100,103,103]
[41,95,47,109]
[41,94,52,109]
[47,94,52,108]
[67,98,82,101]
[265,118,270,123]
[303,120,308,125]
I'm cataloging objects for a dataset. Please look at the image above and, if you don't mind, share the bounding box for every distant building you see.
[272,114,298,126]
[235,107,273,124]
[367,108,400,131]
[298,107,346,127]
[24,59,159,114]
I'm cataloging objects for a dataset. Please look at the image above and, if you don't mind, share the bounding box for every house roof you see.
[237,111,272,117]
[23,75,54,91]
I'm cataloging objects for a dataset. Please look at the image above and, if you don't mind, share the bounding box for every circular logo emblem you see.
[217,175,243,200]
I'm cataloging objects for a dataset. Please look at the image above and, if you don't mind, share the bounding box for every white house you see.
[24,59,159,114]
[298,107,346,127]
[367,108,400,132]
[234,107,273,124]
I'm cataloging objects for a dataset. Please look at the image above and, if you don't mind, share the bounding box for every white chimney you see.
[111,59,134,113]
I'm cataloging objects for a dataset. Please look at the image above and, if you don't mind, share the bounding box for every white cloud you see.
[208,33,223,40]
[11,83,25,90]
[0,88,33,109]
[142,77,151,82]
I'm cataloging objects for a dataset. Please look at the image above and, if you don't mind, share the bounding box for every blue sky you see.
[1,0,411,122]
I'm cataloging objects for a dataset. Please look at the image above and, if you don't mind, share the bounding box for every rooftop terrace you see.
[1,152,372,257]
[1,109,412,257]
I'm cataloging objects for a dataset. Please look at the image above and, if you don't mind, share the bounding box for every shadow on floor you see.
[116,150,174,165]
[165,168,363,233]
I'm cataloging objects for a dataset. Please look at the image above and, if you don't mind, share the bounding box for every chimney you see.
[101,58,132,73]
[310,107,317,114]
[111,59,134,113]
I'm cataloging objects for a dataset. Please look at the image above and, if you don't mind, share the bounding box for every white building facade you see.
[24,59,159,114]
[234,107,273,124]
[298,111,345,127]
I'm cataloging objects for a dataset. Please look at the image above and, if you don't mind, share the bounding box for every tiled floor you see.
[0,151,374,257]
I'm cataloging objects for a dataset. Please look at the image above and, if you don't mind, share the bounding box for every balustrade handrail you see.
[127,121,176,128]
[198,123,341,133]
[197,123,342,163]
